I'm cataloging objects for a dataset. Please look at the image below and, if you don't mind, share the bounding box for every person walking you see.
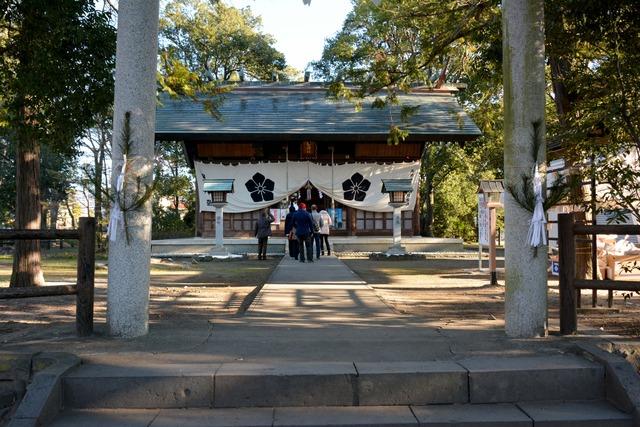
[284,205,299,260]
[254,208,274,260]
[310,204,323,260]
[293,202,314,263]
[319,208,333,255]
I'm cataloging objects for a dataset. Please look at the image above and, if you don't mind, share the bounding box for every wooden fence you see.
[558,212,640,334]
[0,217,95,336]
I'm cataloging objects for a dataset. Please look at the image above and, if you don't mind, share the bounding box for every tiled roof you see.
[478,180,505,194]
[381,179,414,193]
[202,179,234,192]
[155,84,481,141]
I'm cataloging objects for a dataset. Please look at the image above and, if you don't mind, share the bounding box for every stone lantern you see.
[203,179,234,254]
[381,179,413,255]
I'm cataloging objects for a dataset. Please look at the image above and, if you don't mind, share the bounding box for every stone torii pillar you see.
[502,0,548,337]
[107,0,160,337]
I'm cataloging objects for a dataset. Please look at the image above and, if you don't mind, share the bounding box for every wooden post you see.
[489,206,498,285]
[348,207,356,236]
[412,189,421,236]
[76,217,95,336]
[559,213,577,334]
[574,211,588,309]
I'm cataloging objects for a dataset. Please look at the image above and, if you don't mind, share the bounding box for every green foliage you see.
[0,0,116,152]
[40,144,78,205]
[0,137,15,226]
[159,0,287,84]
[314,0,500,93]
[433,169,478,241]
[152,140,195,237]
[544,0,640,220]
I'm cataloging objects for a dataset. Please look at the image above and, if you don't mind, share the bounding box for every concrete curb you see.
[575,342,640,427]
[7,352,80,427]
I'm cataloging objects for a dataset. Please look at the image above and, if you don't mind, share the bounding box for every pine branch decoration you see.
[108,111,155,245]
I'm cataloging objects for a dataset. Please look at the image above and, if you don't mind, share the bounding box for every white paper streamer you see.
[107,156,127,242]
[527,165,547,248]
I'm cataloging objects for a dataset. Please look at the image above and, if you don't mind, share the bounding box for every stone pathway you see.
[195,255,568,363]
[247,255,404,327]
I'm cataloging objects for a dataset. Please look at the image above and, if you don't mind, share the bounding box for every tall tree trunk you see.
[107,0,159,338]
[548,55,572,125]
[503,0,547,337]
[65,198,77,229]
[50,202,59,229]
[172,161,180,216]
[11,130,45,287]
[420,180,434,237]
[94,123,106,249]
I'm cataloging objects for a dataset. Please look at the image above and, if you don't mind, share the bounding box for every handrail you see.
[0,229,80,240]
[559,212,640,335]
[0,217,95,336]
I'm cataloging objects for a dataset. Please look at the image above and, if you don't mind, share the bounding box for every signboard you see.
[270,209,281,225]
[478,195,490,246]
[328,208,344,230]
[551,260,560,276]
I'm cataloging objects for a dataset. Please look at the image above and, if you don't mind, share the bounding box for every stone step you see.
[61,356,604,409]
[50,402,633,427]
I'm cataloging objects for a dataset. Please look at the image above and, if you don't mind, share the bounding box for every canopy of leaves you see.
[314,0,500,96]
[159,0,287,85]
[0,0,116,154]
[545,1,640,158]
[152,140,195,238]
[544,0,640,220]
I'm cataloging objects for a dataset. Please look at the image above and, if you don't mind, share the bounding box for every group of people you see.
[285,203,332,262]
[253,204,333,262]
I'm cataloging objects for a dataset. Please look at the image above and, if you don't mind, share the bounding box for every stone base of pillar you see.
[385,244,407,256]
[209,245,230,256]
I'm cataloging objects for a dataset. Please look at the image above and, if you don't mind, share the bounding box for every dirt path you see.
[0,256,280,345]
[342,256,640,337]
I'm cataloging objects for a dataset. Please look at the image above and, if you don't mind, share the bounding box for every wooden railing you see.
[0,217,95,336]
[558,212,640,334]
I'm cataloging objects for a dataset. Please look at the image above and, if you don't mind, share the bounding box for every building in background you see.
[155,83,481,238]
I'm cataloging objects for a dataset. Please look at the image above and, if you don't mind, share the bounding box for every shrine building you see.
[154,83,480,244]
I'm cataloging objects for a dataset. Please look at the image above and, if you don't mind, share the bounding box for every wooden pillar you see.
[489,206,498,285]
[413,189,421,236]
[559,213,577,334]
[574,211,588,308]
[195,181,203,237]
[76,217,95,336]
[348,207,356,236]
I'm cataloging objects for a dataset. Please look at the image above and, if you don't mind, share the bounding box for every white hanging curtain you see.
[195,160,420,213]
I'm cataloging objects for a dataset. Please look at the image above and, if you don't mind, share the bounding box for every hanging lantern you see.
[300,140,317,160]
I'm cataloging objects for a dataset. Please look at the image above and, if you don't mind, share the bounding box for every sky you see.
[226,0,353,73]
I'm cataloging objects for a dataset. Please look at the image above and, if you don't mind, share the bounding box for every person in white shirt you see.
[319,209,333,256]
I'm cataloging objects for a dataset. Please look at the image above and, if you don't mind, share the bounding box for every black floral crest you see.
[245,172,275,202]
[342,172,371,202]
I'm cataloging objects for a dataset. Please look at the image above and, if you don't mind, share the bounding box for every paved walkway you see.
[2,255,602,365]
[185,255,576,363]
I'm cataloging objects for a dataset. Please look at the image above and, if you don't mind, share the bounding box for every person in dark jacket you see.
[292,202,314,263]
[284,206,299,260]
[254,209,275,260]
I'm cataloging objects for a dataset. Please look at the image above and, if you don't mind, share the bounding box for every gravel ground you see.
[341,256,640,337]
[0,255,280,344]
